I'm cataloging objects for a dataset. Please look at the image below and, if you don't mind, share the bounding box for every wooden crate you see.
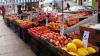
[80,24,100,46]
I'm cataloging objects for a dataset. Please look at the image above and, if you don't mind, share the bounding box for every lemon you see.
[87,47,96,54]
[67,43,77,52]
[72,39,83,48]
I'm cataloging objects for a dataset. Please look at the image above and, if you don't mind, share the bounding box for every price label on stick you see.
[82,31,90,48]
[60,24,64,36]
[46,18,48,26]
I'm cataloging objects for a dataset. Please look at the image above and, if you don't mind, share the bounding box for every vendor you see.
[17,5,23,14]
[64,3,70,10]
[17,5,23,19]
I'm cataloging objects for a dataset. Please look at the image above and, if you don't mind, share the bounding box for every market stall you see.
[3,0,100,56]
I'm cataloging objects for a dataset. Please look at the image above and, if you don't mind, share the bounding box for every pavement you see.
[0,16,36,56]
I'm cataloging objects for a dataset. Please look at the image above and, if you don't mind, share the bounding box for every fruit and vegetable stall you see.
[3,12,100,56]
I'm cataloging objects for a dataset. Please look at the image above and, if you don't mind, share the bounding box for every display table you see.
[80,24,100,47]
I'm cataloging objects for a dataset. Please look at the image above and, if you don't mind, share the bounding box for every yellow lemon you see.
[72,39,83,48]
[68,52,80,56]
[77,48,88,56]
[67,43,77,52]
[87,47,96,54]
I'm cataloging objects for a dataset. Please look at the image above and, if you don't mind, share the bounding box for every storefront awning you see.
[0,0,45,5]
[12,0,45,3]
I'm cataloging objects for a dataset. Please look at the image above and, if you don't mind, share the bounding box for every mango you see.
[68,52,80,56]
[87,47,96,54]
[77,48,88,56]
[72,39,83,48]
[67,43,77,52]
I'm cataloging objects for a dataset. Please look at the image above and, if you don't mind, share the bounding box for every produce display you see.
[48,22,68,30]
[4,11,99,56]
[41,32,72,48]
[68,31,80,39]
[15,19,33,29]
[28,27,52,39]
[62,39,97,56]
[31,13,59,25]
[48,17,58,22]
[7,15,18,21]
[71,12,89,19]
[65,12,89,26]
[78,11,89,16]
[34,13,61,22]
[67,18,79,26]
[33,14,47,21]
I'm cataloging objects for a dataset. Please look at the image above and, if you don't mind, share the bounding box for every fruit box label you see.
[82,31,90,48]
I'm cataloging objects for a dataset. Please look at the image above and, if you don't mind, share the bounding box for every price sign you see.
[60,24,64,36]
[46,18,48,26]
[82,31,90,48]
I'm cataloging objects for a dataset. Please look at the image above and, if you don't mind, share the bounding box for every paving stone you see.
[0,16,36,56]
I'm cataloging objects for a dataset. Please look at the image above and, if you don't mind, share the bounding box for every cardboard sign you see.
[82,31,90,48]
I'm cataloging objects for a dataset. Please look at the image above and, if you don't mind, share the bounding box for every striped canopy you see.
[0,0,45,4]
[12,0,45,3]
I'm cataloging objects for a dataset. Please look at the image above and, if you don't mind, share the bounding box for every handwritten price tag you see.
[82,31,90,48]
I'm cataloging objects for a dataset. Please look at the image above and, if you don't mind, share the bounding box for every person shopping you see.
[0,5,6,19]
